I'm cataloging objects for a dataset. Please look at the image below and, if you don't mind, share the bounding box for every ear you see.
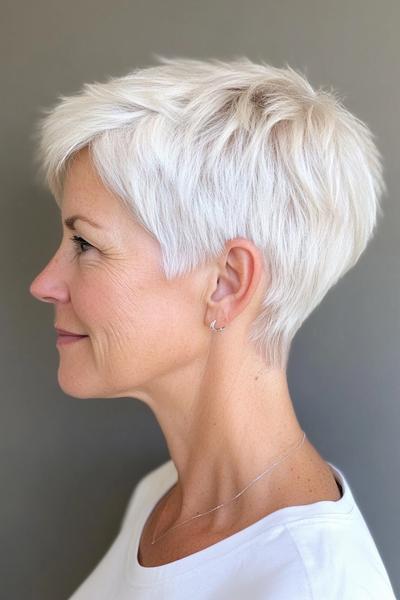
[205,237,268,330]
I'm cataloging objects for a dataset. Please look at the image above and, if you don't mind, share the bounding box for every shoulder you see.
[233,516,394,599]
[283,515,396,599]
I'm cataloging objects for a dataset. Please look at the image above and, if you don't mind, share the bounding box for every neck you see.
[143,355,306,533]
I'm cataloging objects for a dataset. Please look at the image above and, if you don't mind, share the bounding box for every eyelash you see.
[70,235,93,255]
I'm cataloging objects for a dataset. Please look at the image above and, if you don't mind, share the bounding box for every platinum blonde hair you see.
[32,55,386,370]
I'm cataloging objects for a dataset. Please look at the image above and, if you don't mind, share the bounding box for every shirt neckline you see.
[125,459,354,586]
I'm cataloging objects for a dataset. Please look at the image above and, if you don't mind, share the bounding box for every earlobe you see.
[209,319,226,332]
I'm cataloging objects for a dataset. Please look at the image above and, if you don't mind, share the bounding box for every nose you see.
[29,253,69,304]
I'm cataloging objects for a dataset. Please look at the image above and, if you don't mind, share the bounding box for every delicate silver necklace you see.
[151,430,306,544]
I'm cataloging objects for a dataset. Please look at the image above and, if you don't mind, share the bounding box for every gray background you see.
[1,0,399,598]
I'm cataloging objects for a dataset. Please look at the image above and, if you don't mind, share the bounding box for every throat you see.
[137,444,343,567]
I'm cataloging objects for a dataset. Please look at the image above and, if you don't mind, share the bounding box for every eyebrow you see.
[64,215,102,230]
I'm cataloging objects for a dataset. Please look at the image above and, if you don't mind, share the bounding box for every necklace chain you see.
[151,430,306,544]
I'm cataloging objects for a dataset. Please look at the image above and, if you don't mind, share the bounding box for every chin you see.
[57,381,91,399]
[56,369,94,399]
[57,369,123,400]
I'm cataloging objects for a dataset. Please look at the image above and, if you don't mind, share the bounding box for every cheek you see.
[137,283,207,370]
[77,272,139,338]
[119,281,204,376]
[124,285,195,355]
[74,267,206,377]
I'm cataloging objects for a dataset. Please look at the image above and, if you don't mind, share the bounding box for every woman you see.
[29,56,396,598]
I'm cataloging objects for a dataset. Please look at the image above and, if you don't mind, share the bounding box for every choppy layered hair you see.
[32,55,386,369]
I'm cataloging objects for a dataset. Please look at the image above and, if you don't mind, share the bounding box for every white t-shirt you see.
[68,459,396,599]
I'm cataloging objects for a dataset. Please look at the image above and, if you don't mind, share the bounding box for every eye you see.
[70,235,93,255]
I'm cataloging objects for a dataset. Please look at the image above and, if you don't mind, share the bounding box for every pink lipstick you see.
[55,327,88,346]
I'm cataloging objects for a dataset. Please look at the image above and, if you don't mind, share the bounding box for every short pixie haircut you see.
[32,55,386,369]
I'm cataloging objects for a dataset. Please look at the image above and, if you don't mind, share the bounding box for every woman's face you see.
[29,147,208,401]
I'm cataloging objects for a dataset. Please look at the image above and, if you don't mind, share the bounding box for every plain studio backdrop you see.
[1,1,399,598]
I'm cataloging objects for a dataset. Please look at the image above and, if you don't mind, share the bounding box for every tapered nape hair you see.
[32,55,386,370]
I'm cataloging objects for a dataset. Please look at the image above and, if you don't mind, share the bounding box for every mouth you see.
[55,327,88,336]
[55,327,89,346]
[56,333,89,346]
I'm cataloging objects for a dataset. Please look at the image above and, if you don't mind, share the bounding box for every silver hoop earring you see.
[209,319,225,333]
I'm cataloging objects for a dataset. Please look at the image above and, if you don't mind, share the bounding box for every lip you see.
[55,327,88,336]
[55,327,89,346]
[56,333,89,346]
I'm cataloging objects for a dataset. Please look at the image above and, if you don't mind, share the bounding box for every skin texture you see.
[30,146,341,566]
